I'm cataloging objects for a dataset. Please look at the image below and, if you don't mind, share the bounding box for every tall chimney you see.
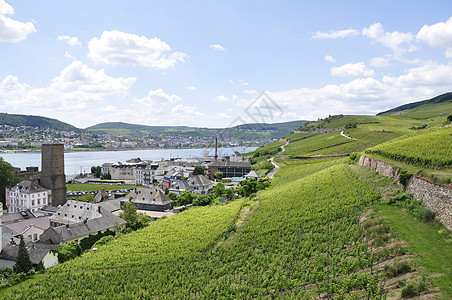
[214,138,218,162]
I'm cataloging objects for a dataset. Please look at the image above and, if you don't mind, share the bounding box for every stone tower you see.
[40,144,67,206]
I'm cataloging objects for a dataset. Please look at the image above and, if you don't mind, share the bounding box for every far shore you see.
[0,145,256,154]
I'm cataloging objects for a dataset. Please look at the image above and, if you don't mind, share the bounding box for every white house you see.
[5,178,50,213]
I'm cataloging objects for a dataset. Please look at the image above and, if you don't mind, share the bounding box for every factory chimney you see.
[214,138,218,162]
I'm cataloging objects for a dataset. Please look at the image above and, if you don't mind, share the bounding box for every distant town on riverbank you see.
[0,113,307,152]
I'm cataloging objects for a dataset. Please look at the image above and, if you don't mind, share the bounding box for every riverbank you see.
[0,146,257,175]
[0,145,259,154]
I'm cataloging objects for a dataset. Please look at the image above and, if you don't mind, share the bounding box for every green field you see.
[66,183,139,192]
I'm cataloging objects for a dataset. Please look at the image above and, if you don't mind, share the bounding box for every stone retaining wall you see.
[358,155,401,183]
[407,175,452,230]
[358,155,452,230]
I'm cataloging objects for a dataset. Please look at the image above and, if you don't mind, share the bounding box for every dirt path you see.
[340,130,356,140]
[267,139,289,178]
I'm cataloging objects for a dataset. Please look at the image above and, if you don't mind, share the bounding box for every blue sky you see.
[1,0,452,128]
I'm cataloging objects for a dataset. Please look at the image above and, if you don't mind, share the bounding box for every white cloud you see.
[369,56,391,68]
[324,55,336,63]
[88,30,188,69]
[215,95,228,102]
[0,0,36,42]
[210,44,225,51]
[57,35,81,46]
[331,62,375,77]
[417,16,452,57]
[51,61,136,97]
[0,61,136,126]
[312,28,359,39]
[134,88,181,113]
[271,63,452,119]
[243,89,257,94]
[185,86,197,91]
[362,23,414,57]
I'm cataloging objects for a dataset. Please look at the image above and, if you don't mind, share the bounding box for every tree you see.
[193,194,213,206]
[119,200,150,230]
[177,191,196,206]
[57,241,82,263]
[167,192,178,200]
[0,157,19,205]
[193,165,205,176]
[120,200,137,228]
[14,235,33,273]
[214,182,226,197]
[214,171,223,180]
[91,166,102,178]
[101,172,111,180]
[239,178,257,197]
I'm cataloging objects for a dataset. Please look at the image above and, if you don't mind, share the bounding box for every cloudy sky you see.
[1,0,452,128]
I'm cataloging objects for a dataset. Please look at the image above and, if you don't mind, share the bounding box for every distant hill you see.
[87,120,308,140]
[377,92,452,118]
[0,113,78,131]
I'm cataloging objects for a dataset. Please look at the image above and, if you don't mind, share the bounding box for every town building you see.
[208,161,252,180]
[41,201,126,244]
[49,200,103,227]
[3,216,50,244]
[123,186,174,212]
[5,178,50,213]
[187,175,214,195]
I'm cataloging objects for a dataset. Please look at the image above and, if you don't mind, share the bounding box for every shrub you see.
[401,284,416,298]
[414,207,435,222]
[348,153,361,164]
[384,260,411,278]
[398,170,412,187]
[57,241,82,263]
[93,235,114,248]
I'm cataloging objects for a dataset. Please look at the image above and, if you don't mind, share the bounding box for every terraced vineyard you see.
[366,127,452,168]
[284,131,350,157]
[3,161,389,299]
[305,131,404,156]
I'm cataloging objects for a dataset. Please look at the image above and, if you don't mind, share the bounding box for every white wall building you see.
[5,178,50,213]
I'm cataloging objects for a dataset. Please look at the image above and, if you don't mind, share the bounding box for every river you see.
[0,147,257,175]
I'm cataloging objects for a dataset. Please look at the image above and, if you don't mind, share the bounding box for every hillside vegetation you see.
[87,120,307,140]
[0,113,78,131]
[2,94,451,299]
[366,127,452,169]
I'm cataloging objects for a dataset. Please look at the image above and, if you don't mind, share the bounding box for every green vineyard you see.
[365,127,452,168]
[2,162,386,299]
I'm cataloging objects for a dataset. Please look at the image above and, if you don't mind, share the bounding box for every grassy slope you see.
[375,204,452,297]
[66,183,138,192]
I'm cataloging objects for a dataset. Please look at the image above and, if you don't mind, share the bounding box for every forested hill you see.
[377,92,452,116]
[86,120,308,139]
[0,113,78,131]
